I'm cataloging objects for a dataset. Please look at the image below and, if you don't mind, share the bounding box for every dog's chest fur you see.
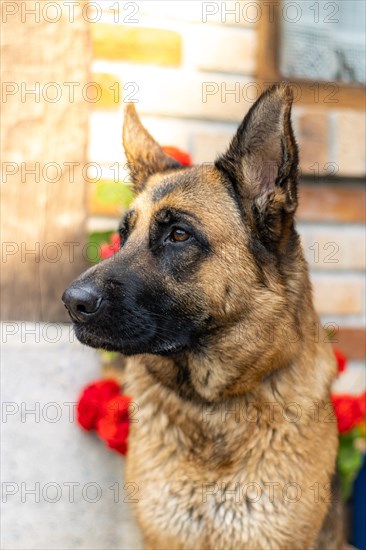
[124,355,338,550]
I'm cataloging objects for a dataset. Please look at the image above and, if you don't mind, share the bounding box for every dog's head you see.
[63,84,303,367]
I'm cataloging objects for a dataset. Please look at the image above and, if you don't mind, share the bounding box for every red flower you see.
[110,233,121,248]
[77,379,132,455]
[100,234,121,259]
[162,146,192,166]
[334,348,347,374]
[96,394,132,455]
[77,379,120,430]
[331,391,366,434]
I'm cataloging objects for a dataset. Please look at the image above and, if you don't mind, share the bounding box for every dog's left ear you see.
[216,83,299,223]
[123,103,182,192]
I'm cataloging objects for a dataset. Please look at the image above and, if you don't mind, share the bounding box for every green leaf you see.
[95,180,134,207]
[87,231,114,264]
[337,435,363,500]
[338,442,362,474]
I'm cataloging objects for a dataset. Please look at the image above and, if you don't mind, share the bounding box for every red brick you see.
[334,328,366,360]
[297,185,365,223]
[296,112,329,174]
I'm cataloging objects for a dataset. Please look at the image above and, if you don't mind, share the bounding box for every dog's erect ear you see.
[123,103,182,192]
[216,83,299,218]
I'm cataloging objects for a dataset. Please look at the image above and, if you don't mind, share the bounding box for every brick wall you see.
[86,1,365,389]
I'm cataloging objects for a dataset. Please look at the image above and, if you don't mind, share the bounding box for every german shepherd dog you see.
[63,84,344,549]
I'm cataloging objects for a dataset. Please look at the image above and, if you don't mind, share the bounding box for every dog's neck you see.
[126,313,337,458]
[141,304,335,407]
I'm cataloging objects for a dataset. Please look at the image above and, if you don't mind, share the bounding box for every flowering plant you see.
[331,349,366,500]
[99,232,121,260]
[77,379,131,455]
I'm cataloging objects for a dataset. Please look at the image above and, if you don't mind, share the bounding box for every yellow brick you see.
[92,25,182,66]
[91,73,121,109]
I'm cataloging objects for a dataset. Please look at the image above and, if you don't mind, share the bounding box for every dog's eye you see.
[169,228,191,243]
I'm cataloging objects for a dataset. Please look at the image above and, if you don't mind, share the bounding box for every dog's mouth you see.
[63,279,205,357]
[71,320,190,357]
[148,340,188,356]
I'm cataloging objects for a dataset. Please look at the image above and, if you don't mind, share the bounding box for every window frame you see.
[257,0,365,110]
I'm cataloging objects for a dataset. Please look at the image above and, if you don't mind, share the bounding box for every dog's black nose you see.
[62,285,103,323]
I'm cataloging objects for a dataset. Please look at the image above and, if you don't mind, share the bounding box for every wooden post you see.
[1,2,91,321]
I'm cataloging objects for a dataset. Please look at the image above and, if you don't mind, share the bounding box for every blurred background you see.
[1,1,365,549]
